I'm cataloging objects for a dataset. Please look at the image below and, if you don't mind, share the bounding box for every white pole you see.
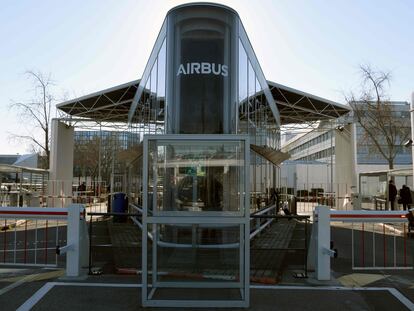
[316,206,331,280]
[66,204,87,277]
[411,93,414,188]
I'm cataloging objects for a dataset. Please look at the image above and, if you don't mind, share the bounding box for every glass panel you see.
[157,39,166,98]
[238,40,249,134]
[248,61,255,98]
[147,139,245,214]
[238,40,248,103]
[144,223,243,301]
[143,78,151,134]
[255,77,261,95]
[155,223,240,278]
[151,60,157,93]
[156,39,166,134]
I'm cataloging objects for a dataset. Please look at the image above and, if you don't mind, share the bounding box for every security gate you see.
[142,134,250,308]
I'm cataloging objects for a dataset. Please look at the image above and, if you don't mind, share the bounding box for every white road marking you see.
[16,282,54,311]
[17,282,414,310]
[0,273,40,296]
[387,288,414,311]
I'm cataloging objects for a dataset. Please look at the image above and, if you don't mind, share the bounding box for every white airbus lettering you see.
[176,62,228,77]
[201,62,211,74]
[177,64,186,75]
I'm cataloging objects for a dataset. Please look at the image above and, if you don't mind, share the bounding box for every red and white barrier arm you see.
[0,207,85,220]
[329,210,408,223]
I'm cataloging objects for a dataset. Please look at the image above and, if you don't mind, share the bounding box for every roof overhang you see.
[56,79,350,125]
[56,80,140,122]
[267,81,350,125]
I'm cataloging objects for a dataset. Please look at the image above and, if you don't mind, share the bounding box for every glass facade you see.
[166,5,238,134]
[127,4,282,307]
[129,24,167,138]
[127,4,281,213]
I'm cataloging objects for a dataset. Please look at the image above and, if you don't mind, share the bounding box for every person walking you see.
[389,180,397,210]
[399,185,412,210]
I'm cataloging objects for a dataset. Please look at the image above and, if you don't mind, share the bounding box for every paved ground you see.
[1,216,414,310]
[0,271,413,310]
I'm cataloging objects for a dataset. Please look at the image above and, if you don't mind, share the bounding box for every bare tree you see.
[73,132,127,183]
[9,71,54,169]
[345,65,411,169]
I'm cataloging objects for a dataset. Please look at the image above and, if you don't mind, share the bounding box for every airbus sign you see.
[177,62,228,77]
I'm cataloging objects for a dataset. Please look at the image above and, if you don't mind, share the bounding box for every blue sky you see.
[1,0,413,154]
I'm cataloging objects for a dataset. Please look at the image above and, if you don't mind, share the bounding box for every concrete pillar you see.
[316,206,331,280]
[66,204,88,277]
[48,119,74,207]
[334,124,356,209]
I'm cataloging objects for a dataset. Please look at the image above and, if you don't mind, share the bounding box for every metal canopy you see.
[56,79,350,125]
[268,81,350,125]
[250,144,290,166]
[57,80,140,122]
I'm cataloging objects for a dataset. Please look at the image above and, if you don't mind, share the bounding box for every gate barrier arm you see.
[0,205,88,278]
[311,206,410,281]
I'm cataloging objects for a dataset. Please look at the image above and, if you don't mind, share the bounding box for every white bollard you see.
[65,204,89,277]
[316,206,331,280]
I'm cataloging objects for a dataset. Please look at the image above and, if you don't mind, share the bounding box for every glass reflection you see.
[147,140,245,214]
[154,223,241,282]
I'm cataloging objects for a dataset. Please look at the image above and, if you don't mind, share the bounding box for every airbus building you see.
[54,3,350,307]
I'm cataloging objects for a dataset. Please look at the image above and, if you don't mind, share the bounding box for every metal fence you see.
[0,207,68,267]
[331,211,414,270]
[313,208,414,280]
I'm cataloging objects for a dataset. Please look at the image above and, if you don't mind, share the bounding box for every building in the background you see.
[281,101,412,206]
[0,154,38,167]
[0,154,39,182]
[13,154,38,168]
[0,155,20,165]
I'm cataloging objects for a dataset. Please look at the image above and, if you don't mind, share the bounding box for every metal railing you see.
[87,211,141,275]
[129,202,281,245]
[251,214,310,277]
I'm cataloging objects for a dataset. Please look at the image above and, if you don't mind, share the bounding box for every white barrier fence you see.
[311,206,411,280]
[0,205,88,278]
